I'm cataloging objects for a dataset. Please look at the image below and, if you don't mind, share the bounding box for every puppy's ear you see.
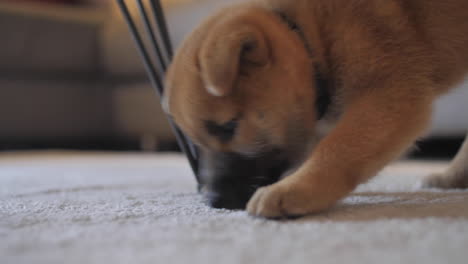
[199,23,270,97]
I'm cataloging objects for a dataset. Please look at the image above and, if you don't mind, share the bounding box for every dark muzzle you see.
[198,150,291,209]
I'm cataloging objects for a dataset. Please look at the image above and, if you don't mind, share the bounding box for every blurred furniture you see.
[0,1,173,150]
[0,0,466,151]
[0,3,115,146]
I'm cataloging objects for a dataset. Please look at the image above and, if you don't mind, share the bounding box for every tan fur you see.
[164,0,468,218]
[424,134,468,189]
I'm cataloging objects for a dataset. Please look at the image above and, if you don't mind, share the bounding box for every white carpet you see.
[1,152,468,264]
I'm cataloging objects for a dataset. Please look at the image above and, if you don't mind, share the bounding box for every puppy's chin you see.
[198,149,291,210]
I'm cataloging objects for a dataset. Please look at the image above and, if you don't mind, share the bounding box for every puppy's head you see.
[164,5,322,209]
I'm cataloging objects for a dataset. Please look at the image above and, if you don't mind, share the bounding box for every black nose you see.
[203,191,250,210]
[198,149,291,210]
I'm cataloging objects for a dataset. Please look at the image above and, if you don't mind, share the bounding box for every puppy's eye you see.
[205,119,238,142]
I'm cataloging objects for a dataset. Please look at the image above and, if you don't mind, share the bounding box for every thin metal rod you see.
[136,0,167,71]
[150,0,198,163]
[149,0,199,165]
[149,0,174,59]
[146,0,198,162]
[136,0,198,163]
[117,0,163,96]
[116,0,199,178]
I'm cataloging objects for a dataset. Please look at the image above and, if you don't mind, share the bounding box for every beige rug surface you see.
[1,152,467,264]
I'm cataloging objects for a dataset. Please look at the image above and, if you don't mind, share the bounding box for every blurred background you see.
[0,0,466,159]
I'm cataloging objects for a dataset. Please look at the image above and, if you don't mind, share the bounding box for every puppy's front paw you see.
[423,172,468,189]
[246,180,332,219]
[423,173,449,188]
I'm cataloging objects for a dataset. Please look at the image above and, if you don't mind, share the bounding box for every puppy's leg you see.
[247,89,433,218]
[423,133,468,189]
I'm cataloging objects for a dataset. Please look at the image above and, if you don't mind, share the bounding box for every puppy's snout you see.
[203,189,251,209]
[199,153,257,209]
[199,149,291,210]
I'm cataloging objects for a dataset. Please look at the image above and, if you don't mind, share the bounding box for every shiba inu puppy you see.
[163,0,468,218]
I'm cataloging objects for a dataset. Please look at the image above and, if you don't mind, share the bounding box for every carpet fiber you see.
[1,152,468,264]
